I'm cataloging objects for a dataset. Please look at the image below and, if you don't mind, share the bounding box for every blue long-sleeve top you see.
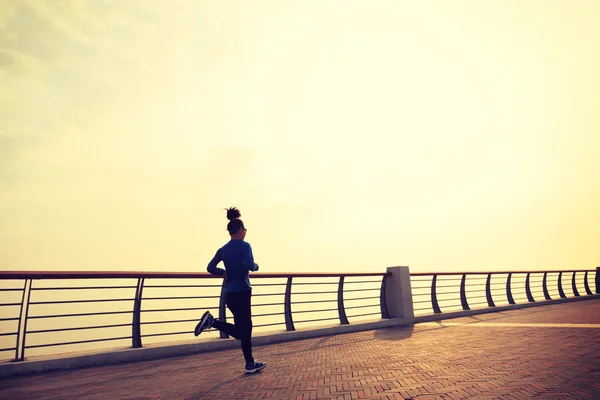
[206,239,259,293]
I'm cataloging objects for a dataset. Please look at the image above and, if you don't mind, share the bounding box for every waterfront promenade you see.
[1,300,599,399]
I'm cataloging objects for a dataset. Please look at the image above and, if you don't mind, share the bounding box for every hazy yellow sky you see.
[1,1,599,273]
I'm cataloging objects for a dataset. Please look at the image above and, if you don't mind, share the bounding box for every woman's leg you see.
[211,318,240,339]
[235,291,254,365]
[225,291,254,365]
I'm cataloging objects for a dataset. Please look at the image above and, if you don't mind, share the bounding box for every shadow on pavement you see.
[373,324,415,340]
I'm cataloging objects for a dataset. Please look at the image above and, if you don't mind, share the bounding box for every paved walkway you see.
[1,300,599,400]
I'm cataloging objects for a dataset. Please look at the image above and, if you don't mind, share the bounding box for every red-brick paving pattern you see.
[1,300,599,399]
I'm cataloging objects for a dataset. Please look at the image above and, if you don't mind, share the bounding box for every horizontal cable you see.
[250,283,286,287]
[141,307,205,313]
[28,323,131,334]
[290,299,337,305]
[253,302,284,308]
[0,332,16,337]
[144,285,221,289]
[293,308,338,314]
[344,296,379,302]
[32,286,136,291]
[29,298,134,305]
[141,331,190,338]
[141,319,197,325]
[294,316,338,324]
[221,311,285,319]
[0,303,21,307]
[0,288,22,292]
[343,288,379,293]
[292,291,337,296]
[349,312,379,318]
[252,312,284,318]
[29,310,133,319]
[142,296,219,301]
[0,347,15,352]
[345,304,379,310]
[254,321,285,328]
[26,336,130,349]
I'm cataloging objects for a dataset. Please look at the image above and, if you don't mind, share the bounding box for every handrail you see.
[411,269,591,276]
[0,271,388,279]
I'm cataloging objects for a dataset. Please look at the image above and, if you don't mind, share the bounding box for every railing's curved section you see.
[584,271,592,295]
[283,277,295,331]
[337,277,349,325]
[411,268,598,316]
[431,275,441,314]
[543,272,551,300]
[507,273,516,304]
[571,272,580,297]
[379,274,390,319]
[525,273,534,302]
[132,278,145,348]
[0,271,388,362]
[459,274,469,311]
[485,274,495,307]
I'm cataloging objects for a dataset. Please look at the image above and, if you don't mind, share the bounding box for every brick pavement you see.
[1,300,599,400]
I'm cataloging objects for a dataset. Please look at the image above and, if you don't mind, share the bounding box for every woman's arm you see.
[242,243,259,272]
[207,250,226,275]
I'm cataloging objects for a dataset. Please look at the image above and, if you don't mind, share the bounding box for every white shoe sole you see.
[244,363,266,374]
[194,313,211,336]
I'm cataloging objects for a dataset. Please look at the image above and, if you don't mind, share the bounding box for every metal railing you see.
[1,267,598,363]
[411,269,599,315]
[0,271,389,362]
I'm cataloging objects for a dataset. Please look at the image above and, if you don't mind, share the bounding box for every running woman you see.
[194,207,266,374]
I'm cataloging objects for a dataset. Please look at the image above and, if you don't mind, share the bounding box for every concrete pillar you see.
[385,266,414,320]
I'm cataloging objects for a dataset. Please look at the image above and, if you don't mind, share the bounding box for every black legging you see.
[212,290,254,364]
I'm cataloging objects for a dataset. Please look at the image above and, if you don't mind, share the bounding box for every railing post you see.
[219,279,229,339]
[384,266,414,319]
[337,277,349,325]
[583,271,592,295]
[506,273,516,304]
[542,272,551,300]
[571,272,580,297]
[460,274,470,310]
[431,274,441,314]
[132,278,145,348]
[284,277,295,331]
[525,273,534,302]
[557,272,566,299]
[14,279,32,362]
[596,267,600,294]
[380,274,390,319]
[485,273,495,307]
